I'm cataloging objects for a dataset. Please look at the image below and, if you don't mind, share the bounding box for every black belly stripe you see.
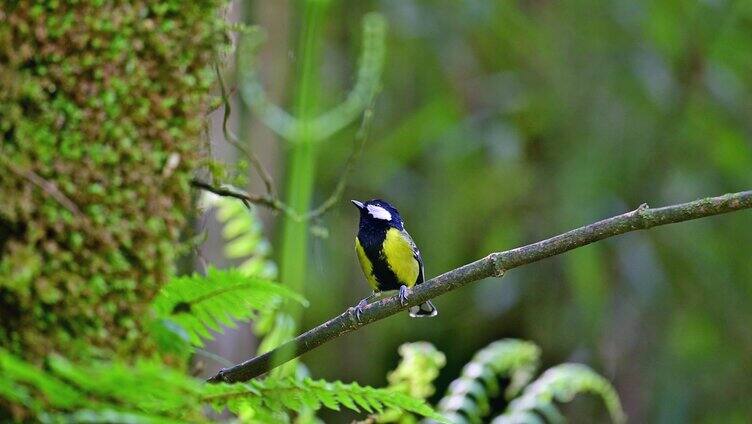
[358,224,404,291]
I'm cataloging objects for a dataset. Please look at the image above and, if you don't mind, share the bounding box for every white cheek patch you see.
[366,204,392,221]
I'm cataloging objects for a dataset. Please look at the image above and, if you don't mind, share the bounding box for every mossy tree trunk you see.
[0,1,226,361]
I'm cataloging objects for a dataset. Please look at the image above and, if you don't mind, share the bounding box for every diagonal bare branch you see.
[1,157,83,217]
[207,190,752,383]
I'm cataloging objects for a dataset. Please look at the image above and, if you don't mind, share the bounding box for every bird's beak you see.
[351,199,364,209]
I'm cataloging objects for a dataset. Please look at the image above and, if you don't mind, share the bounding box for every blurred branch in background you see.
[207,190,752,383]
[238,13,385,144]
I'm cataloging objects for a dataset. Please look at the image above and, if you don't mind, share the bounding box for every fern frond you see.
[206,192,287,347]
[152,267,306,346]
[207,192,297,372]
[46,355,201,415]
[491,363,626,424]
[387,342,446,400]
[202,377,446,422]
[0,349,205,422]
[0,350,84,413]
[378,342,446,423]
[434,339,540,424]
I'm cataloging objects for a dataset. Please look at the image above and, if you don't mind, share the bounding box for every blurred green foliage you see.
[362,339,623,424]
[275,0,752,422]
[493,363,625,424]
[387,343,446,401]
[437,339,540,422]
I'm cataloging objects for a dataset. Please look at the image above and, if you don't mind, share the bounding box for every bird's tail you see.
[409,300,438,318]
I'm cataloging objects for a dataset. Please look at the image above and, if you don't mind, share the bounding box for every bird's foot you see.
[353,299,368,323]
[399,285,410,306]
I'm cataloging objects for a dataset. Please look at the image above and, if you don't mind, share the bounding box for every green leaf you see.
[46,355,201,415]
[492,363,626,424]
[436,339,540,423]
[0,350,84,411]
[381,342,448,422]
[0,349,205,421]
[151,267,307,347]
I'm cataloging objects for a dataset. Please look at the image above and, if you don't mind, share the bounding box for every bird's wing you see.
[401,229,425,285]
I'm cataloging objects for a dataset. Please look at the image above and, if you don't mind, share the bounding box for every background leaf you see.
[492,363,626,424]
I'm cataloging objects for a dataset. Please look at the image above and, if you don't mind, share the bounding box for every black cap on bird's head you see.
[351,199,404,230]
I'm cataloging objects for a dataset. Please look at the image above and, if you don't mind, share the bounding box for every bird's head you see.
[351,199,404,230]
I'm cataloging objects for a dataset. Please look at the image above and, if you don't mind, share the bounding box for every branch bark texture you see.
[207,190,752,384]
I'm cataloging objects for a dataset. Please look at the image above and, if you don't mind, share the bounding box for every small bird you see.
[351,199,437,319]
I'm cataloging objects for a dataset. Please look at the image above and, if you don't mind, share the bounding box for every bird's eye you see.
[366,204,392,221]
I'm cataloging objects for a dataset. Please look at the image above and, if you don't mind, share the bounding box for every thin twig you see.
[207,85,237,115]
[0,157,83,216]
[306,106,374,220]
[215,63,276,196]
[207,190,752,383]
[190,178,290,213]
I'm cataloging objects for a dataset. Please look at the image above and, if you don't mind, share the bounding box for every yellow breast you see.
[383,228,419,288]
[355,237,379,291]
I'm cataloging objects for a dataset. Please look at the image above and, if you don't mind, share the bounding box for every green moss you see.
[0,0,227,361]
